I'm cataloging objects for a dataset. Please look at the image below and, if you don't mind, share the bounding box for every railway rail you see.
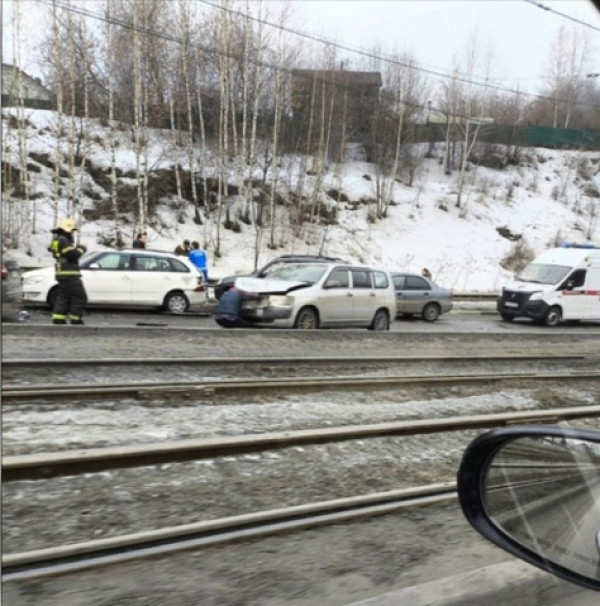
[4,405,600,481]
[2,482,456,581]
[3,369,599,401]
[3,352,581,368]
[0,469,581,582]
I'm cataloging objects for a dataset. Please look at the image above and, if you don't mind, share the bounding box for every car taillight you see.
[1,264,8,280]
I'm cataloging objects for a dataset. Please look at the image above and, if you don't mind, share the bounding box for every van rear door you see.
[584,266,600,320]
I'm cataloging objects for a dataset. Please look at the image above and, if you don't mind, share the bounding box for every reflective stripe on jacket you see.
[48,232,84,277]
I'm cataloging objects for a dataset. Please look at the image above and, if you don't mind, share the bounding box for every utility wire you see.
[37,0,600,110]
[522,0,600,33]
[197,0,600,106]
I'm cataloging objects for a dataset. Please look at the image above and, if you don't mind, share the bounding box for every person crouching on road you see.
[48,218,87,325]
[214,285,258,328]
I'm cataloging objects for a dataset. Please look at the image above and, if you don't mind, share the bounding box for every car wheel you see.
[422,302,441,322]
[543,306,561,327]
[47,286,58,310]
[500,312,514,322]
[294,307,319,329]
[369,309,390,331]
[163,291,190,313]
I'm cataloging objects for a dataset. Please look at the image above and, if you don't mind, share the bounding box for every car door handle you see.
[369,292,376,296]
[346,292,353,297]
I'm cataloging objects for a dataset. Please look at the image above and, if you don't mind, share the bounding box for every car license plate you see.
[504,301,519,308]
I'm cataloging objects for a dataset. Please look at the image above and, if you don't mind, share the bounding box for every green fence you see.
[412,123,600,151]
[1,95,53,111]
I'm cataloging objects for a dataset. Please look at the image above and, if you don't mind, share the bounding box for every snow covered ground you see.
[3,108,599,291]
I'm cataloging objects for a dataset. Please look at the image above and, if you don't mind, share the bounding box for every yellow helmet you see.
[58,218,78,233]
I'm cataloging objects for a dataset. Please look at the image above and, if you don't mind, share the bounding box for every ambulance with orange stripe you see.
[497,243,600,326]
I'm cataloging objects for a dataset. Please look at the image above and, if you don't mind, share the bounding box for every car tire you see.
[422,302,441,322]
[500,312,514,322]
[47,286,58,310]
[368,309,390,331]
[543,306,561,327]
[163,291,190,313]
[294,307,319,329]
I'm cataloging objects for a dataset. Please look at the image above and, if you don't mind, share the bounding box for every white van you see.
[497,244,600,326]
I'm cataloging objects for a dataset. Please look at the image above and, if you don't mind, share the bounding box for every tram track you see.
[4,334,599,593]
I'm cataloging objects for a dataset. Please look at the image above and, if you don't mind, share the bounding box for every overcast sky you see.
[2,0,600,93]
[289,0,600,90]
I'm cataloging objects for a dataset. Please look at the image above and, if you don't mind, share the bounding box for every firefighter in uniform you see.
[48,218,87,325]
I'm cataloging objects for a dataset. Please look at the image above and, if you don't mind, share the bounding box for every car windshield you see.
[515,263,571,285]
[79,251,103,268]
[266,263,329,283]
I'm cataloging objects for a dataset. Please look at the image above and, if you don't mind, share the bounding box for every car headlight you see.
[267,295,293,306]
[528,291,544,301]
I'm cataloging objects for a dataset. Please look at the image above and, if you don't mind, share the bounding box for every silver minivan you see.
[236,262,396,330]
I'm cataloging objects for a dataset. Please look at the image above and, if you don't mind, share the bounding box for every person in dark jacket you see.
[48,218,87,324]
[174,239,191,256]
[133,232,147,248]
[214,285,258,328]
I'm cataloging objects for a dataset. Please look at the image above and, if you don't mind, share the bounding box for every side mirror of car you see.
[87,263,100,269]
[457,426,600,592]
[565,280,575,291]
[323,280,341,289]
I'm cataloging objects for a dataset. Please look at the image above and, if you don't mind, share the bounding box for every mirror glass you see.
[483,435,600,581]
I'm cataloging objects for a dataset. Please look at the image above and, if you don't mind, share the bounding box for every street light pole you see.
[456,116,494,208]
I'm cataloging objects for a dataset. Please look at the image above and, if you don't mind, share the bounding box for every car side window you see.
[405,276,430,290]
[93,252,130,270]
[351,269,372,289]
[559,269,586,290]
[135,256,169,272]
[373,271,389,289]
[325,268,349,288]
[393,276,405,290]
[169,258,191,273]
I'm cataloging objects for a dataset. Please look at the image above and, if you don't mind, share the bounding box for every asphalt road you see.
[14,304,600,334]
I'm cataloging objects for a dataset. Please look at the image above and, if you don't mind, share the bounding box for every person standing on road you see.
[48,218,87,325]
[188,241,209,283]
[133,232,147,249]
[214,285,258,328]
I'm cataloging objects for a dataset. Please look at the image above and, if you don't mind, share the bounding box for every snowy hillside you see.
[2,108,599,291]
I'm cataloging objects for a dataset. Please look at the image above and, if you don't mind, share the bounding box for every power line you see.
[522,0,600,33]
[36,0,600,110]
[197,0,600,107]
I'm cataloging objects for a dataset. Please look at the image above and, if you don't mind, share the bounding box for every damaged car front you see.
[235,263,330,327]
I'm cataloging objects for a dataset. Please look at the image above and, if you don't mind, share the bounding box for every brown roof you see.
[291,70,382,88]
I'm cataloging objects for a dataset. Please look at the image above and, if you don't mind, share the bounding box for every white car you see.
[21,249,206,313]
[236,262,396,330]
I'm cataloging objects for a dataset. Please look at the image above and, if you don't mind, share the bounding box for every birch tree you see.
[105,0,123,247]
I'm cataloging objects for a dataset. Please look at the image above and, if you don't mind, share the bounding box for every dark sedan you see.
[392,272,453,321]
